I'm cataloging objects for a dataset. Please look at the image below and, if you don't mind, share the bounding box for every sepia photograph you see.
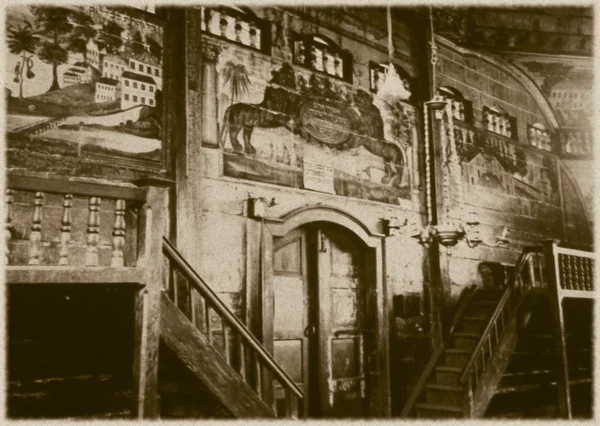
[2,1,595,420]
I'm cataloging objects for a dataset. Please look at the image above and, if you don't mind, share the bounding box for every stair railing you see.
[162,237,304,418]
[459,246,544,391]
[400,285,478,417]
[543,241,595,419]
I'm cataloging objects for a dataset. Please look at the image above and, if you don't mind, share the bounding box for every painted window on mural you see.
[527,123,552,152]
[368,61,412,96]
[5,5,163,164]
[482,106,517,139]
[437,86,472,123]
[292,34,352,83]
[200,6,269,54]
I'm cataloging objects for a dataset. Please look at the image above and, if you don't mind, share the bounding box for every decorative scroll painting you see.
[5,5,163,167]
[216,44,417,205]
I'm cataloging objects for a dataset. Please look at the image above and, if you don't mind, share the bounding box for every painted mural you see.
[216,44,416,205]
[5,5,162,163]
[452,122,590,242]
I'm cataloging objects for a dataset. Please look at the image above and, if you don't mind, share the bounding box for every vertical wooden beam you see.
[374,242,391,417]
[260,220,275,409]
[543,240,572,419]
[132,186,169,419]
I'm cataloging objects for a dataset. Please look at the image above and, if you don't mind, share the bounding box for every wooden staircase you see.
[401,242,594,419]
[159,237,304,418]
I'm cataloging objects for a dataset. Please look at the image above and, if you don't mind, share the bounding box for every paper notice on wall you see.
[303,157,335,194]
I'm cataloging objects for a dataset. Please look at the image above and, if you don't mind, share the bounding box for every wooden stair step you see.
[443,349,472,368]
[452,332,480,350]
[434,366,463,385]
[426,383,465,392]
[462,315,489,321]
[425,383,466,405]
[461,317,488,333]
[415,403,463,418]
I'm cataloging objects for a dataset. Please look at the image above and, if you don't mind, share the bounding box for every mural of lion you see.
[220,63,405,185]
[219,63,300,154]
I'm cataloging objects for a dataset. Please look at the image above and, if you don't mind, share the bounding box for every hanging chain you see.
[423,105,433,225]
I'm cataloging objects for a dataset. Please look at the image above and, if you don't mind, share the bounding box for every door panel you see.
[317,228,367,418]
[271,225,371,418]
[272,231,309,415]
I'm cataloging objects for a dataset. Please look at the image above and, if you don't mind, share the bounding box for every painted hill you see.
[8,83,118,117]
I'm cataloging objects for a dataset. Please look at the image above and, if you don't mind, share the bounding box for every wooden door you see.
[271,225,371,418]
[272,229,310,416]
[316,227,368,417]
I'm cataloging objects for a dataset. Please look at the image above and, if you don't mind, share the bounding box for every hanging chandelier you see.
[375,5,411,103]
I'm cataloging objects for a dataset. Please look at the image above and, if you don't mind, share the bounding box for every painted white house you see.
[121,71,156,110]
[95,77,122,103]
[102,54,128,80]
[86,39,107,72]
[127,51,162,90]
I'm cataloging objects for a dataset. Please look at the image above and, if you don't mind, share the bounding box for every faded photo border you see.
[0,0,598,424]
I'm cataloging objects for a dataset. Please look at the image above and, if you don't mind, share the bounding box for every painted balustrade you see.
[5,175,147,268]
[200,6,264,51]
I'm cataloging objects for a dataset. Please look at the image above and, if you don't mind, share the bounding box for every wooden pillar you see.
[132,185,169,418]
[542,240,572,419]
[201,41,221,147]
[168,7,210,271]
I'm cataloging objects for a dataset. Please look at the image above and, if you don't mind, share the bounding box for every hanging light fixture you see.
[412,7,510,249]
[376,5,411,103]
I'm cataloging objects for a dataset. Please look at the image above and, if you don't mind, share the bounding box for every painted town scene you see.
[5,5,162,161]
[216,42,417,205]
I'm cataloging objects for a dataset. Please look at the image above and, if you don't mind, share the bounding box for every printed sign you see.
[303,157,335,194]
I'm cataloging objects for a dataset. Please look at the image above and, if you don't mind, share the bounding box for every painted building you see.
[5,5,594,422]
[128,51,162,90]
[95,77,121,103]
[120,70,156,109]
[86,38,107,71]
[102,54,128,80]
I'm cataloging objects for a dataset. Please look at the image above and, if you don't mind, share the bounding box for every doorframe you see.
[246,204,390,417]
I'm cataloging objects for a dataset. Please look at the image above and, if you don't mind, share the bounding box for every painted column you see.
[201,41,221,148]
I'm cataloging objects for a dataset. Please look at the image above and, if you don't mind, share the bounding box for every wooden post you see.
[5,189,14,265]
[28,192,43,265]
[542,240,572,419]
[132,186,169,419]
[111,199,126,267]
[59,194,73,266]
[85,197,101,266]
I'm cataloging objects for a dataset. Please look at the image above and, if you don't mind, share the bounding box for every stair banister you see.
[400,285,477,417]
[459,246,541,385]
[162,237,304,402]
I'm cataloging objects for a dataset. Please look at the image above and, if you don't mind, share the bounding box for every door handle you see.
[304,324,316,337]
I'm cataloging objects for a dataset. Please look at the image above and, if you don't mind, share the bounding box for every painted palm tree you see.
[220,61,251,106]
[7,20,39,99]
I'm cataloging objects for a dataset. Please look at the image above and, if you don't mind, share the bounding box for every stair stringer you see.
[468,294,533,417]
[159,293,275,418]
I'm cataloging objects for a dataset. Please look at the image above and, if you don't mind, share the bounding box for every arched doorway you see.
[246,205,389,417]
[263,215,387,418]
[271,223,377,418]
